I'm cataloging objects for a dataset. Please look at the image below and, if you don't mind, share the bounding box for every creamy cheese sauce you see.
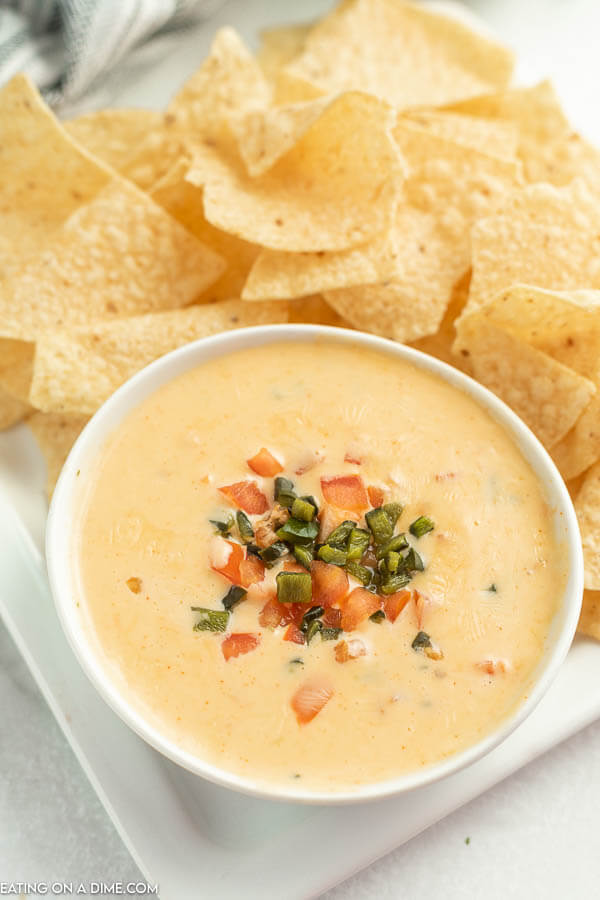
[77,341,566,791]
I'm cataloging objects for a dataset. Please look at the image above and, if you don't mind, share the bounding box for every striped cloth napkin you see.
[0,0,224,109]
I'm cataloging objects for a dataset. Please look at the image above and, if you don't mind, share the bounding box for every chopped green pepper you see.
[409,515,435,538]
[326,519,356,547]
[221,585,247,611]
[375,532,408,560]
[236,510,254,543]
[291,497,316,522]
[191,607,229,632]
[386,550,401,575]
[305,619,322,644]
[370,609,386,623]
[382,502,403,528]
[321,627,342,641]
[209,515,234,536]
[274,476,296,509]
[345,560,372,585]
[300,605,325,631]
[411,630,432,650]
[276,571,312,604]
[380,572,412,594]
[259,541,288,566]
[365,507,394,545]
[300,495,319,515]
[487,583,498,592]
[403,547,424,572]
[293,545,314,570]
[346,527,371,561]
[276,517,319,545]
[317,544,347,566]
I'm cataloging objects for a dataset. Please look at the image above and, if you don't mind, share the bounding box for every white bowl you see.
[46,325,583,805]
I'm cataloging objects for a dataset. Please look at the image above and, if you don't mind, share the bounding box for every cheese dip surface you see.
[77,341,566,792]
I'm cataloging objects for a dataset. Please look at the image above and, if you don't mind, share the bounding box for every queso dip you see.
[77,341,566,791]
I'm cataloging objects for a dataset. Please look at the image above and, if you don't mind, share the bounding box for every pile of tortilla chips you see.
[1,0,600,639]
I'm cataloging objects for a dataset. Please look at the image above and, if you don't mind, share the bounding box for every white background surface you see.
[1,0,600,896]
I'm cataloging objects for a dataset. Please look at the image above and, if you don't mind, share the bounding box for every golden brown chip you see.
[187,91,402,252]
[242,228,401,301]
[0,179,225,340]
[0,339,34,403]
[286,294,350,327]
[256,23,312,80]
[167,27,271,135]
[0,387,30,430]
[409,270,472,370]
[454,316,596,449]
[522,132,600,196]
[151,157,259,302]
[574,462,600,590]
[578,590,600,641]
[64,109,161,174]
[28,411,89,497]
[400,111,518,160]
[464,181,600,319]
[0,74,111,275]
[29,300,291,415]
[283,0,514,110]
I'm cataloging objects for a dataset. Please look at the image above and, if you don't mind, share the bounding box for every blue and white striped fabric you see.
[0,0,223,109]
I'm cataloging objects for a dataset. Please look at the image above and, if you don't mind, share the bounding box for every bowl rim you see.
[46,323,583,805]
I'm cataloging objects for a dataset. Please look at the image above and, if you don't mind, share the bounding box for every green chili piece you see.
[321,627,342,641]
[209,515,234,536]
[291,497,316,522]
[274,476,296,509]
[301,495,319,516]
[487,583,498,592]
[370,610,386,623]
[375,532,409,560]
[293,545,314,570]
[317,544,348,566]
[276,517,319,545]
[345,560,372,586]
[300,605,325,631]
[346,527,371,561]
[380,572,412,594]
[191,607,229,633]
[221,585,247,611]
[386,550,401,575]
[404,547,424,572]
[409,515,435,538]
[276,571,312,604]
[326,519,356,547]
[411,630,432,651]
[365,507,393,545]
[382,502,403,528]
[259,541,288,566]
[305,619,322,644]
[236,510,254,543]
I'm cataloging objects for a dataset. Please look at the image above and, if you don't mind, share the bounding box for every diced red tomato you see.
[384,589,412,623]
[322,607,342,629]
[367,485,385,508]
[258,597,304,628]
[340,587,381,632]
[415,590,439,628]
[318,504,358,542]
[247,448,283,477]
[283,623,305,644]
[321,474,369,512]
[238,556,265,588]
[334,638,367,662]
[291,678,334,725]
[219,480,268,514]
[311,560,349,608]
[210,539,245,584]
[221,632,261,661]
[283,560,307,573]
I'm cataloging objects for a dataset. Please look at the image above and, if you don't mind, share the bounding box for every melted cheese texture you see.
[77,342,566,791]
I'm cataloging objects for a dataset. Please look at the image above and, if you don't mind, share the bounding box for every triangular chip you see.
[0,388,30,431]
[454,316,596,449]
[579,590,600,641]
[0,179,225,340]
[400,111,518,160]
[64,109,162,175]
[187,91,402,252]
[575,462,600,590]
[29,300,291,415]
[257,23,312,81]
[283,0,514,109]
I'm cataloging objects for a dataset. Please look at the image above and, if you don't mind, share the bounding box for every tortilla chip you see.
[29,300,291,415]
[578,590,600,641]
[257,23,312,80]
[0,387,30,430]
[64,109,161,173]
[242,228,402,301]
[0,74,111,275]
[574,461,600,590]
[521,131,600,196]
[400,111,518,161]
[0,179,225,341]
[409,270,472,370]
[28,411,89,497]
[167,28,271,135]
[464,181,600,318]
[151,157,259,302]
[454,316,596,449]
[283,0,514,110]
[0,339,34,402]
[287,294,350,327]
[187,91,402,252]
